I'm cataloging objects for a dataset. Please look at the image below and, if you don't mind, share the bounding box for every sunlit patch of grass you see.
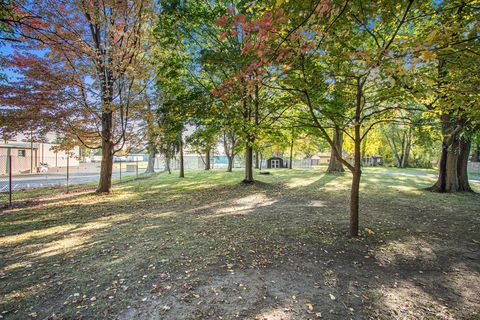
[319,177,351,192]
[285,174,324,188]
[26,233,89,260]
[205,194,277,219]
[0,224,77,245]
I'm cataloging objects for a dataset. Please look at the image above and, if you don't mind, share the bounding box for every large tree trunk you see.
[145,148,156,174]
[243,142,254,183]
[255,151,259,169]
[179,137,184,178]
[98,140,114,193]
[429,115,470,192]
[205,148,211,170]
[431,135,464,192]
[457,138,472,192]
[327,125,344,173]
[97,111,114,193]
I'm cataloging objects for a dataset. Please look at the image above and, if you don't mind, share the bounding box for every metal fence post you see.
[66,156,69,193]
[9,155,12,207]
[119,159,122,182]
[136,158,139,179]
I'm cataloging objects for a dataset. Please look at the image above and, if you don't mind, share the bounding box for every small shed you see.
[267,157,284,169]
[310,155,321,166]
[363,154,383,166]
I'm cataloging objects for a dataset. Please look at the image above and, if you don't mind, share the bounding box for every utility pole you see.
[30,130,33,173]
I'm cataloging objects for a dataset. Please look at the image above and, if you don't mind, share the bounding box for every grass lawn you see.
[0,168,479,319]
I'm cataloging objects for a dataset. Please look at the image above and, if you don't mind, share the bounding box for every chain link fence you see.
[0,155,144,208]
[0,156,12,207]
[468,162,480,176]
[5,151,476,208]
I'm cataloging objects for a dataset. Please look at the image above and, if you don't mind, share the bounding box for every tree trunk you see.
[223,131,235,173]
[227,154,234,172]
[430,114,468,192]
[144,98,157,174]
[327,125,344,173]
[243,141,254,183]
[432,136,460,192]
[165,154,171,174]
[400,129,411,168]
[349,77,363,237]
[254,151,259,169]
[457,138,472,192]
[205,148,211,170]
[384,130,402,168]
[289,136,294,169]
[97,140,114,193]
[350,168,361,237]
[97,110,114,193]
[179,137,184,178]
[145,148,156,174]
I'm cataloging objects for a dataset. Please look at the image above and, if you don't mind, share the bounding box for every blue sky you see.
[1,42,46,81]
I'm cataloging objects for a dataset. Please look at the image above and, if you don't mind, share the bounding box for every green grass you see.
[0,168,479,319]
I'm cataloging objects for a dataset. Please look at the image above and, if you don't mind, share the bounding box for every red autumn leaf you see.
[215,15,229,27]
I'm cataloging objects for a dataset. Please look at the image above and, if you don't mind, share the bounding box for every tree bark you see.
[430,114,469,192]
[289,135,294,169]
[223,131,237,172]
[431,137,462,192]
[350,168,361,237]
[179,136,184,178]
[227,154,234,172]
[145,148,156,174]
[349,77,363,237]
[98,140,114,193]
[205,148,211,170]
[457,138,472,192]
[399,128,411,168]
[165,154,171,174]
[445,140,460,192]
[97,111,114,193]
[327,125,344,173]
[243,141,254,183]
[255,151,259,169]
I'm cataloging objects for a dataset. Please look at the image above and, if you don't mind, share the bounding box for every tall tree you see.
[258,0,418,236]
[2,0,153,192]
[395,0,480,192]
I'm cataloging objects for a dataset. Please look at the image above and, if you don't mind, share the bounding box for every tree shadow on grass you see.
[1,169,479,319]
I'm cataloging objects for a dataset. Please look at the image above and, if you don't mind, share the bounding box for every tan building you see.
[0,141,80,175]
